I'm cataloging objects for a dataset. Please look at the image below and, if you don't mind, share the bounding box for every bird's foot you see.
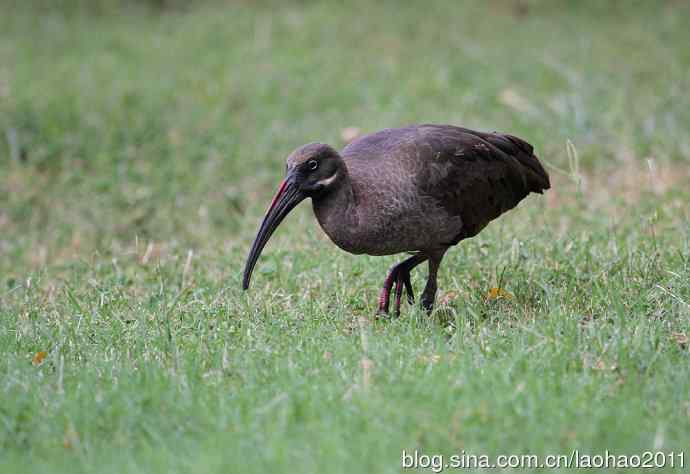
[421,297,434,314]
[420,285,437,314]
[378,265,415,317]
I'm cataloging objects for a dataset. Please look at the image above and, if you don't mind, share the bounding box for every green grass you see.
[1,1,689,472]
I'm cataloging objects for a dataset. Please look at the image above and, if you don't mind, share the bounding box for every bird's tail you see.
[505,134,550,193]
[483,133,551,194]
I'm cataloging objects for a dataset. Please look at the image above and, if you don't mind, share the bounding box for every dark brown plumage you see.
[243,124,550,315]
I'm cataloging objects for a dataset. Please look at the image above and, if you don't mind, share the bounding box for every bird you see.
[242,124,550,315]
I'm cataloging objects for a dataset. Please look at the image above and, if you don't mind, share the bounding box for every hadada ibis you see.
[242,124,550,315]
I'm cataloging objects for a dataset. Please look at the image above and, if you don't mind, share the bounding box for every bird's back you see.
[338,124,550,252]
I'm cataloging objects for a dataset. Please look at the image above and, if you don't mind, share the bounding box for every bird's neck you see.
[311,171,361,251]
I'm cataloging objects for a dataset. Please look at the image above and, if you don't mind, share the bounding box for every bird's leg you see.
[420,251,446,313]
[378,254,427,316]
[393,271,408,315]
[378,270,396,314]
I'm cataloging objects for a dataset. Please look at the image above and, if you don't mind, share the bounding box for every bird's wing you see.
[413,124,550,243]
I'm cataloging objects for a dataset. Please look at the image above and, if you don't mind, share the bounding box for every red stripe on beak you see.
[268,179,288,213]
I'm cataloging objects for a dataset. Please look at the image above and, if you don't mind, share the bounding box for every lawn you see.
[1,1,689,472]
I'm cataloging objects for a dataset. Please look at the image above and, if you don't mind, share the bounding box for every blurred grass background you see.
[1,1,689,473]
[2,0,688,266]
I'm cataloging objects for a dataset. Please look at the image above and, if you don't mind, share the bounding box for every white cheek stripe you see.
[316,172,338,187]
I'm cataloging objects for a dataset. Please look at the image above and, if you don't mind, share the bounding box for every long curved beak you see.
[242,176,305,290]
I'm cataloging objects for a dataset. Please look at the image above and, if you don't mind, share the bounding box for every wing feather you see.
[414,124,550,243]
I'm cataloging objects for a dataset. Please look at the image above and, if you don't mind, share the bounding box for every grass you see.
[1,1,689,472]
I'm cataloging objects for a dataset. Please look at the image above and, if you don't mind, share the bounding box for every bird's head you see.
[242,143,343,290]
[285,143,343,196]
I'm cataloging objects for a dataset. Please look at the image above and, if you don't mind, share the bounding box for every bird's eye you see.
[307,160,318,170]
